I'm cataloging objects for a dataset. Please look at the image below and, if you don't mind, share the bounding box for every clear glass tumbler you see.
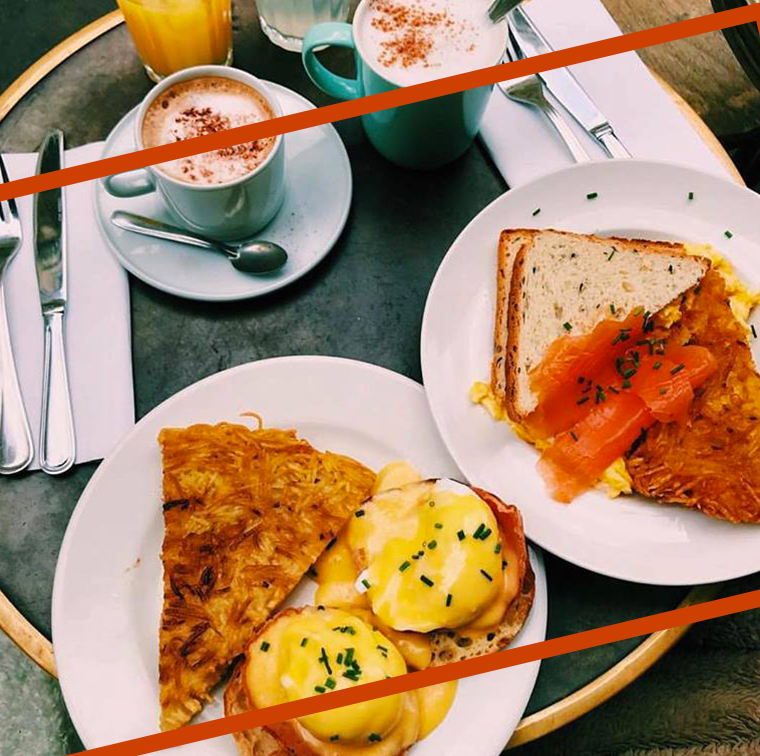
[257,0,353,52]
[118,0,233,82]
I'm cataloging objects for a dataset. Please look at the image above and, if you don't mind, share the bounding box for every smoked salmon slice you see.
[538,393,654,503]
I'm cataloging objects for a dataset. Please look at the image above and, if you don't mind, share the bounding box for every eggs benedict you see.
[224,606,456,755]
[313,466,534,667]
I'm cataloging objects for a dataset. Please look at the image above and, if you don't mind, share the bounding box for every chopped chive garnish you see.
[343,670,360,681]
[362,579,371,589]
[354,509,365,518]
[420,575,434,587]
[622,379,632,389]
[300,637,308,647]
[752,325,758,339]
[607,249,615,261]
[688,191,694,200]
[473,523,486,539]
[434,522,443,529]
[570,431,579,442]
[480,569,493,582]
[330,735,340,742]
[457,530,466,541]
[260,641,270,652]
[428,540,437,549]
[660,388,668,395]
[399,560,410,572]
[495,543,502,554]
[563,322,572,331]
[319,647,333,675]
[671,363,685,375]
[668,264,674,274]
[336,653,343,664]
[446,593,453,607]
[532,207,541,216]
[369,734,383,743]
[587,192,598,200]
[623,368,636,379]
[377,645,388,653]
[725,230,734,239]
[608,385,620,394]
[315,686,326,694]
[344,648,354,665]
[610,304,616,314]
[576,396,590,405]
[654,361,661,369]
[480,528,492,540]
[325,677,336,689]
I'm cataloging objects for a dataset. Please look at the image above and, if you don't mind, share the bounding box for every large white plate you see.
[52,356,547,755]
[421,159,760,586]
[94,82,352,301]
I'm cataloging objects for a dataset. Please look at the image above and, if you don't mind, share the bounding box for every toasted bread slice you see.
[158,423,375,731]
[429,487,534,665]
[627,269,760,522]
[491,229,710,422]
[224,607,416,756]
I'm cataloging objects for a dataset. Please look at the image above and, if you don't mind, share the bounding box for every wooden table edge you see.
[0,11,740,748]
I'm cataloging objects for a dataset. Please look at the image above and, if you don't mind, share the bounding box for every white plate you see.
[421,159,760,586]
[94,82,351,301]
[52,357,547,755]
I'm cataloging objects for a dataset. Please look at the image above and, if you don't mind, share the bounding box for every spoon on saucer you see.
[110,211,288,274]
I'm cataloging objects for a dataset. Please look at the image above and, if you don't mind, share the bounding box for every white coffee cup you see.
[105,65,286,241]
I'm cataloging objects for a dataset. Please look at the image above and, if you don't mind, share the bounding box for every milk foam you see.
[142,77,276,185]
[356,0,506,86]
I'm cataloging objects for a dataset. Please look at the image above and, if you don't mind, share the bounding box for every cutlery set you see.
[0,129,75,476]
[499,5,630,162]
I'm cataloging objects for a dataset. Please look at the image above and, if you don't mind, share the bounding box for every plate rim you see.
[93,81,353,302]
[52,355,548,754]
[421,157,760,586]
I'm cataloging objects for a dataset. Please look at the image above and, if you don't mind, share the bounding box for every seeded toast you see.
[491,229,710,423]
[158,423,375,731]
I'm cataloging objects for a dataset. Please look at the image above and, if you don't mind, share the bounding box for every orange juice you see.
[118,0,232,81]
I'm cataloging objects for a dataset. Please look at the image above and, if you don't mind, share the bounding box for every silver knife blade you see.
[34,129,67,312]
[508,7,630,157]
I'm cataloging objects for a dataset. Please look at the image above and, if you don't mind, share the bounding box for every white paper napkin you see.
[3,143,134,471]
[480,0,734,185]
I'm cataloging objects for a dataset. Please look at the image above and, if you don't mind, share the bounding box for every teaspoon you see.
[110,211,288,274]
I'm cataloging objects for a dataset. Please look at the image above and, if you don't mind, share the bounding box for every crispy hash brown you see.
[626,269,760,522]
[158,422,376,730]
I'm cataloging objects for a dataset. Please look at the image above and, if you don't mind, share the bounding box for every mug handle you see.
[104,168,156,198]
[302,23,362,101]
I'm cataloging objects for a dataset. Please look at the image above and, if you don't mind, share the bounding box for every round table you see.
[1,5,759,756]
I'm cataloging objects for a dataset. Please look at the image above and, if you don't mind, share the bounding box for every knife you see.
[34,130,76,475]
[508,7,631,159]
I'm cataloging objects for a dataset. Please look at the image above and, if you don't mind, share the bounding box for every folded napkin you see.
[480,0,734,185]
[3,144,134,471]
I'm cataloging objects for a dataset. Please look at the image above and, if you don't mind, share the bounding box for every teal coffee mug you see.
[302,1,507,170]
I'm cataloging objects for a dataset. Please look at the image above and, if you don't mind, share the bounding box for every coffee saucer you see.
[94,82,351,301]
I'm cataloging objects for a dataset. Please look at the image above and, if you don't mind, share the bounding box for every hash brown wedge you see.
[626,269,760,522]
[158,422,376,730]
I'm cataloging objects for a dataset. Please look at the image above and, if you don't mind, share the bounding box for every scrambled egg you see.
[469,382,632,499]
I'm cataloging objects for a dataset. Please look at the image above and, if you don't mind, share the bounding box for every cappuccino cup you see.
[105,66,285,241]
[303,0,506,169]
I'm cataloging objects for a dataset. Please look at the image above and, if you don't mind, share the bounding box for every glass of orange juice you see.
[118,0,233,82]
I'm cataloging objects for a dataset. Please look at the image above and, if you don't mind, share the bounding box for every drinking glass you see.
[118,0,233,82]
[257,0,353,51]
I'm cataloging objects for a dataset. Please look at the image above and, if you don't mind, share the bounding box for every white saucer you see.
[94,82,352,301]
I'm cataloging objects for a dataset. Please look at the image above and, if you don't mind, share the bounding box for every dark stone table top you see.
[1,3,759,756]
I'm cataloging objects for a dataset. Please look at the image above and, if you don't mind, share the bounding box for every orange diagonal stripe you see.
[74,588,760,756]
[1,3,759,202]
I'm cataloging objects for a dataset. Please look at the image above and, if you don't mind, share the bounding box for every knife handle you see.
[594,127,631,159]
[39,310,75,475]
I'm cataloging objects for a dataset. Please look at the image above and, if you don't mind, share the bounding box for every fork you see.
[0,154,33,474]
[499,75,592,164]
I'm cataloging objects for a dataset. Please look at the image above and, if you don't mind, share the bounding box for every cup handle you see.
[104,168,156,198]
[302,23,362,101]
